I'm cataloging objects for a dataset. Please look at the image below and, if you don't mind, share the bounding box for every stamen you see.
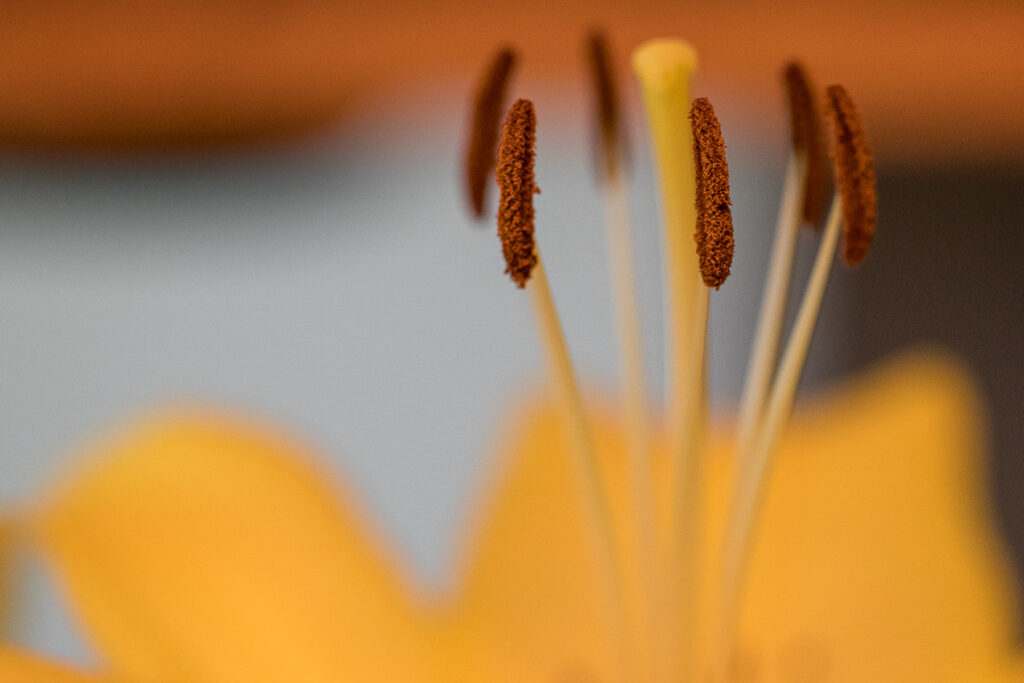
[496,98,539,287]
[825,85,877,265]
[718,85,877,681]
[736,62,823,485]
[588,29,656,680]
[783,63,830,227]
[587,29,622,180]
[690,97,734,289]
[496,98,628,682]
[465,47,518,219]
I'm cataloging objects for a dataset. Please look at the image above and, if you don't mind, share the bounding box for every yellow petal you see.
[0,519,12,637]
[724,350,1022,682]
[0,646,114,682]
[449,387,657,682]
[34,409,431,683]
[454,350,1023,681]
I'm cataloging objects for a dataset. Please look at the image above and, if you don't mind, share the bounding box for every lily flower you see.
[2,36,1022,683]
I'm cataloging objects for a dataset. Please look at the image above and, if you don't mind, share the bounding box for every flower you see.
[452,351,1024,682]
[0,352,1021,682]
[2,35,1023,683]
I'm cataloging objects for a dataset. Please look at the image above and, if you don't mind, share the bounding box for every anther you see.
[824,85,877,266]
[465,47,518,219]
[496,98,540,287]
[783,62,829,227]
[586,29,622,180]
[690,97,734,288]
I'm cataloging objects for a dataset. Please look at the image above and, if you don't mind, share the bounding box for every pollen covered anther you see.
[690,97,734,288]
[783,62,829,227]
[465,47,518,219]
[824,85,877,266]
[497,98,539,287]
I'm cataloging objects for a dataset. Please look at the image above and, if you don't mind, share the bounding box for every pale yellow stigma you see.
[632,40,699,93]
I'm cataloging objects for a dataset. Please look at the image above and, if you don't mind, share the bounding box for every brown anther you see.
[690,97,734,289]
[824,85,877,266]
[586,29,621,180]
[465,47,518,219]
[497,98,540,287]
[783,62,830,228]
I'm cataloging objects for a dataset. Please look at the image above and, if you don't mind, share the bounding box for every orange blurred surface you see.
[0,0,1021,163]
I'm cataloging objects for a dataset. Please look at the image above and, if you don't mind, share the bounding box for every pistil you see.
[633,39,706,683]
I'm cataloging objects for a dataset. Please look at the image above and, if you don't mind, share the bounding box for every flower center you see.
[463,32,876,683]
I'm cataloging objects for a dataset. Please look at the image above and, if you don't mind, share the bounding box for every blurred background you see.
[0,0,1021,665]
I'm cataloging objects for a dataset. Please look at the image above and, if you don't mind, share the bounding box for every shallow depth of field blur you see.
[0,0,1021,666]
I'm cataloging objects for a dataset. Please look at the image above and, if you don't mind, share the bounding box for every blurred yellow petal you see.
[0,646,114,682]
[726,350,1022,682]
[454,350,1023,681]
[34,410,431,683]
[0,519,12,637]
[449,378,681,681]
[448,392,627,682]
[22,351,1021,682]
